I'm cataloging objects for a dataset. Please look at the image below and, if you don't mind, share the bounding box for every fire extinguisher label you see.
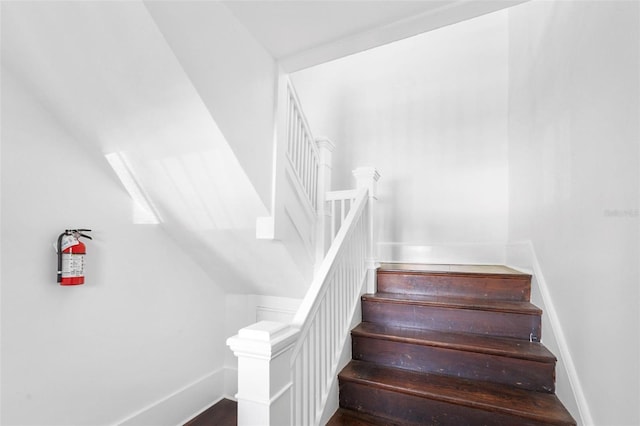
[61,253,84,277]
[60,235,80,252]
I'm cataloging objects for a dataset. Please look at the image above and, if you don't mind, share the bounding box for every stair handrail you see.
[230,73,381,425]
[288,185,369,425]
[228,167,380,426]
[325,189,359,244]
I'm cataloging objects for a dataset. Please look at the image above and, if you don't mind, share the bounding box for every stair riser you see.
[362,300,541,341]
[352,336,555,392]
[377,272,531,301]
[339,380,556,426]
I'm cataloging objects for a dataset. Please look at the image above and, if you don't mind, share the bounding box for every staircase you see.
[328,263,576,425]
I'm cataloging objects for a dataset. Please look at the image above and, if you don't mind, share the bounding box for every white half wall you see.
[1,67,227,425]
[507,1,640,425]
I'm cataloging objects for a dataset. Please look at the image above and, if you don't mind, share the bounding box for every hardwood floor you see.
[184,399,237,426]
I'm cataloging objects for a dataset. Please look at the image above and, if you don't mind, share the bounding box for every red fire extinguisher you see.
[56,229,92,286]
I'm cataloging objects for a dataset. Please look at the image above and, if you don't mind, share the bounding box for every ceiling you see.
[223,0,528,71]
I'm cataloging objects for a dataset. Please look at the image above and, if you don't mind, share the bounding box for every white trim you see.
[228,321,299,361]
[326,189,359,201]
[278,0,528,72]
[378,242,507,265]
[506,241,592,426]
[116,368,224,426]
[236,381,293,406]
[224,367,238,401]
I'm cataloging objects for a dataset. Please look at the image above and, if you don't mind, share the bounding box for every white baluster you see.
[315,138,335,269]
[353,167,380,294]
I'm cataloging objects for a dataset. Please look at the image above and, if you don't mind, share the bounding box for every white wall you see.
[507,1,639,425]
[1,68,227,425]
[293,3,640,424]
[293,10,510,255]
[0,1,311,299]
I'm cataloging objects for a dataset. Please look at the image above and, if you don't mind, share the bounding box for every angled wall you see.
[1,67,228,425]
[0,1,289,424]
[507,1,640,425]
[144,1,277,210]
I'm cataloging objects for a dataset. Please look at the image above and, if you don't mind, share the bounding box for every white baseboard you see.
[224,367,238,401]
[377,242,507,265]
[116,369,225,426]
[506,241,592,426]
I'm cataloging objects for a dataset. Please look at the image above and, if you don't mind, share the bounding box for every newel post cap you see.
[227,321,299,360]
[352,167,381,197]
[315,136,335,152]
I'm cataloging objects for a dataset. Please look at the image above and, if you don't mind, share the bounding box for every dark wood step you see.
[362,292,542,341]
[338,360,576,426]
[326,408,403,426]
[352,322,556,392]
[378,264,531,301]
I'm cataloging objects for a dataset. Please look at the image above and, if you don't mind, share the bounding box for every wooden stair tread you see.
[364,292,542,315]
[340,360,575,425]
[379,263,529,276]
[353,322,556,363]
[326,408,404,426]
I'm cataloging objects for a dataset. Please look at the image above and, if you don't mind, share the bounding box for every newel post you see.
[315,137,335,270]
[226,321,299,426]
[352,167,381,294]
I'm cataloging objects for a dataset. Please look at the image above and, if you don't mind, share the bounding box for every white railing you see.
[289,187,369,425]
[326,189,358,242]
[228,167,380,426]
[231,72,381,425]
[285,78,319,211]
